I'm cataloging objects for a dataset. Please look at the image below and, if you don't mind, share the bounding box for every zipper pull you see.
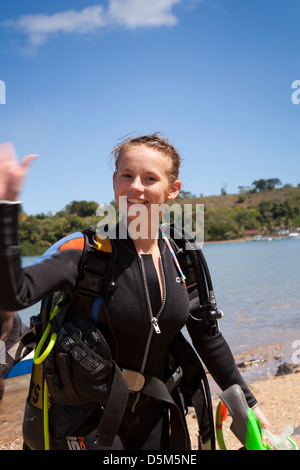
[152,317,161,334]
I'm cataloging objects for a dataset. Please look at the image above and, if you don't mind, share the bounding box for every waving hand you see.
[0,142,38,201]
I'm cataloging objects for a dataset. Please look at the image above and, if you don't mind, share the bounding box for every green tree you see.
[66,200,99,217]
[177,190,196,199]
[67,214,85,232]
[19,216,43,244]
[252,178,282,192]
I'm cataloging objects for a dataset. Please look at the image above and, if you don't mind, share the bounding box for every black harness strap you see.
[76,249,111,299]
[142,376,190,450]
[95,363,129,447]
[191,389,213,450]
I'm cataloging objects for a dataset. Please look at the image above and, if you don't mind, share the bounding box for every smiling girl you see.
[0,134,269,450]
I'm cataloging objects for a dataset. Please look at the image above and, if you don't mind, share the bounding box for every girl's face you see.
[113,144,181,224]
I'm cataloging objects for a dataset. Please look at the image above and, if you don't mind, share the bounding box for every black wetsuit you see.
[0,203,257,449]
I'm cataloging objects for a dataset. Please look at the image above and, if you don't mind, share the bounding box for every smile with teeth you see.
[127,198,147,204]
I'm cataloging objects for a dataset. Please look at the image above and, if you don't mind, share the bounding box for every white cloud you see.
[3,0,183,48]
[107,0,181,29]
[4,6,106,46]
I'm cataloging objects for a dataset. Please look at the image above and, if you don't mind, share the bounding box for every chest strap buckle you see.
[122,369,145,392]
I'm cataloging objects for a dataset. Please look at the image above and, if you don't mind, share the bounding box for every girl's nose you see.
[130,176,143,191]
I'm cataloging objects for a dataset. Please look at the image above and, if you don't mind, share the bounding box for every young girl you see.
[0,135,269,450]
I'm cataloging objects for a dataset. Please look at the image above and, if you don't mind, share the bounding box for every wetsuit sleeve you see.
[186,316,257,408]
[0,203,85,311]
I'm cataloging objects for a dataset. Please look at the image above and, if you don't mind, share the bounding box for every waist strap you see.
[121,367,188,450]
[142,375,189,450]
[122,366,182,393]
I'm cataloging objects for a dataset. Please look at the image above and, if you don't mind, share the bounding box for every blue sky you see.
[0,0,300,215]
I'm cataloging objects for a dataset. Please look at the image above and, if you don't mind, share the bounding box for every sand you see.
[1,356,299,451]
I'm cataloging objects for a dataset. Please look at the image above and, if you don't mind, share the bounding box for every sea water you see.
[202,237,300,357]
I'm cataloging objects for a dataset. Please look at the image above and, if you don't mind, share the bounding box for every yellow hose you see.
[33,297,62,450]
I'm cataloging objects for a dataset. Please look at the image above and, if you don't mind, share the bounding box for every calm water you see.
[20,238,300,360]
[202,238,300,357]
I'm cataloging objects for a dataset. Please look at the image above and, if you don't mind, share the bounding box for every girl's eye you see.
[120,173,157,182]
[146,176,157,182]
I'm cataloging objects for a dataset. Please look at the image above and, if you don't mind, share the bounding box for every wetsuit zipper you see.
[130,255,166,412]
[138,254,166,336]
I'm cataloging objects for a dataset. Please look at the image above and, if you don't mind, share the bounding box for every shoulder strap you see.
[161,223,223,337]
[74,227,113,300]
[50,227,114,334]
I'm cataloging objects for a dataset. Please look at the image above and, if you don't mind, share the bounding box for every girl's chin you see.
[123,213,150,223]
[127,201,148,209]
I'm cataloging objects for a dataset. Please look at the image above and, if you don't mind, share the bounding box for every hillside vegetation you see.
[19,185,300,256]
[186,184,300,211]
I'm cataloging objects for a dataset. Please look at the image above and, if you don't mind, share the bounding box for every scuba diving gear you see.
[161,223,224,336]
[216,384,298,450]
[216,384,265,450]
[0,203,257,451]
[19,223,218,450]
[39,314,129,449]
[23,229,130,450]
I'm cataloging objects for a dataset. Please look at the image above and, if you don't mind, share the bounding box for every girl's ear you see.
[167,180,181,200]
[113,171,117,191]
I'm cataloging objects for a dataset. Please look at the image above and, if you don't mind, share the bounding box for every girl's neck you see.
[121,214,161,254]
[132,236,160,255]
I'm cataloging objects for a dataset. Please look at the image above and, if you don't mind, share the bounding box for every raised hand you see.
[0,142,38,201]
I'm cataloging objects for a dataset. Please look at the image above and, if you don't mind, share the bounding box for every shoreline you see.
[1,343,299,451]
[203,235,298,246]
[203,236,251,245]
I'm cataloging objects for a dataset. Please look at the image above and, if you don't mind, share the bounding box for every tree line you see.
[19,189,300,256]
[203,198,300,241]
[238,178,283,194]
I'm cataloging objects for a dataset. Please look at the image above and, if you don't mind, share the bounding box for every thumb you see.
[21,153,39,172]
[8,153,39,201]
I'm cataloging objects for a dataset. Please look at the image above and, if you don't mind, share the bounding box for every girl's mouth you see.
[127,198,147,204]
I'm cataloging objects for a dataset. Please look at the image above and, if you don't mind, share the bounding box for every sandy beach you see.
[1,347,299,451]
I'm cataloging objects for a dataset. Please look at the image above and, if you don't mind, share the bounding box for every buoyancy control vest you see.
[7,224,222,451]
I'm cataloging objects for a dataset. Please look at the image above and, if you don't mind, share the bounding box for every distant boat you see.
[288,232,300,239]
[253,235,272,241]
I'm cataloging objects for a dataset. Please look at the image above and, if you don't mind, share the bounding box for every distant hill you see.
[175,185,300,242]
[19,186,300,256]
[178,185,300,211]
